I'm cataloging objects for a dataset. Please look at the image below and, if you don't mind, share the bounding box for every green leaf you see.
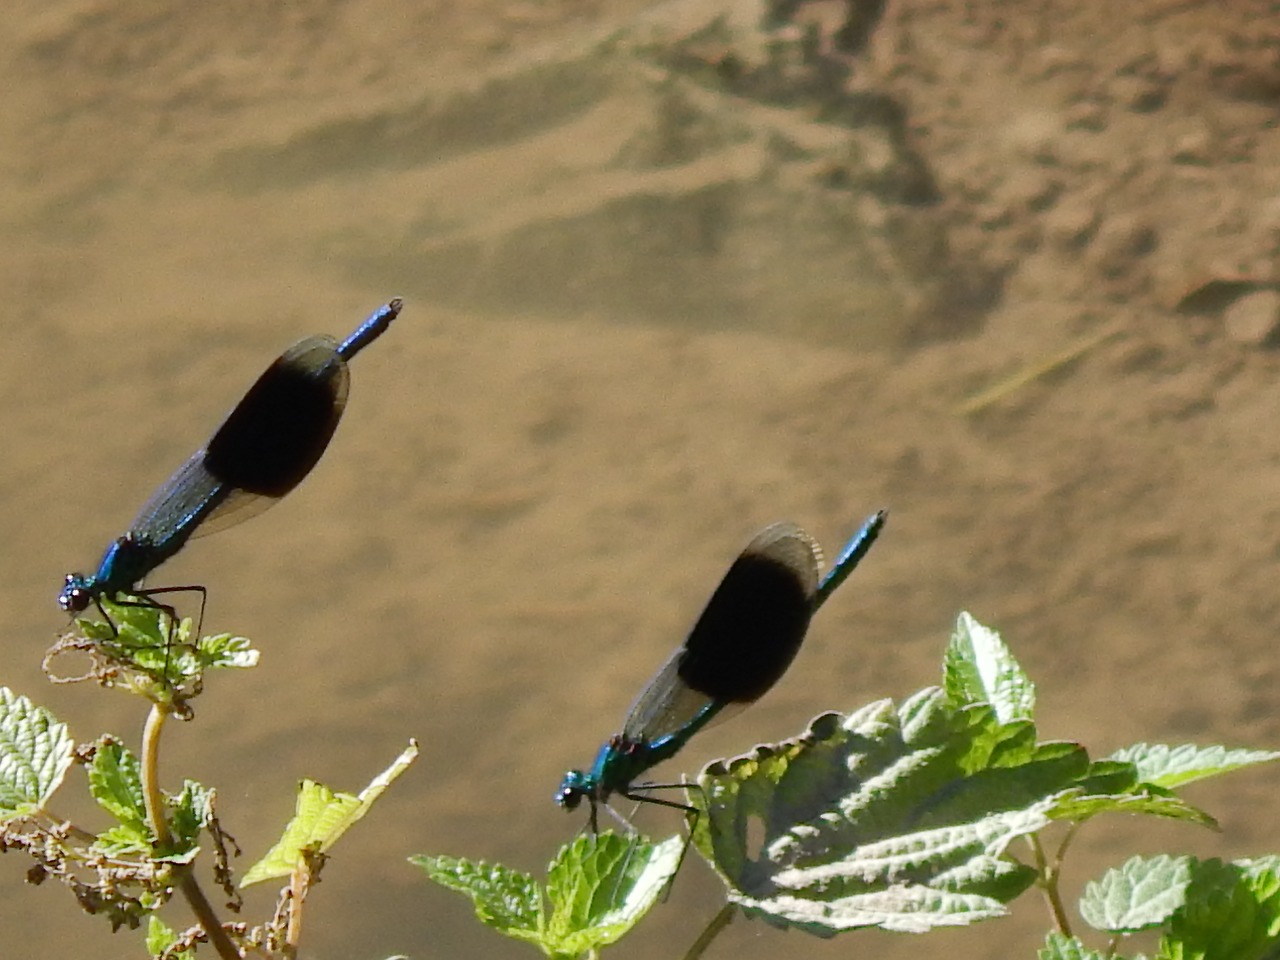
[0,688,74,819]
[412,854,545,946]
[412,832,683,958]
[149,624,259,684]
[83,597,258,691]
[545,833,683,956]
[241,780,359,886]
[1047,785,1217,829]
[944,612,1035,723]
[1110,743,1280,790]
[190,632,259,673]
[96,822,153,856]
[161,780,210,861]
[1080,854,1194,933]
[1158,859,1280,960]
[694,689,1077,935]
[1044,753,1220,830]
[145,915,194,959]
[88,737,149,837]
[1072,758,1140,795]
[92,598,181,673]
[242,741,417,886]
[1039,930,1123,960]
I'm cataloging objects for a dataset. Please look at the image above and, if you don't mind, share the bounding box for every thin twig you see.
[681,903,735,960]
[1026,834,1072,936]
[38,809,97,844]
[1055,822,1082,866]
[956,322,1123,416]
[178,869,241,960]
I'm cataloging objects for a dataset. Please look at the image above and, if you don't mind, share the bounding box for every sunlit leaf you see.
[1158,858,1280,960]
[545,833,683,955]
[694,690,1069,935]
[944,612,1035,723]
[145,915,194,959]
[83,597,258,692]
[161,780,210,862]
[242,741,417,886]
[1080,854,1193,933]
[1110,743,1280,791]
[190,633,259,672]
[1047,785,1216,829]
[0,688,74,819]
[87,737,148,836]
[412,854,544,946]
[96,822,153,856]
[1039,931,1119,960]
[412,832,682,957]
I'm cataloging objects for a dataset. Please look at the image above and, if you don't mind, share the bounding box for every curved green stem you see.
[682,903,735,960]
[141,703,240,959]
[141,703,173,849]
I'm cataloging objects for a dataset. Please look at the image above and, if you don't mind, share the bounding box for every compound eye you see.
[556,787,582,811]
[59,578,91,613]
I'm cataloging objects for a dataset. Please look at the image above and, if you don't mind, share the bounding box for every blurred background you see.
[3,0,1280,957]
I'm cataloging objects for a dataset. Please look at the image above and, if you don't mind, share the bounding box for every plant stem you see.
[1027,834,1072,936]
[179,869,241,960]
[39,809,97,844]
[141,703,173,849]
[141,703,241,959]
[1055,822,1081,865]
[285,860,308,959]
[682,903,735,960]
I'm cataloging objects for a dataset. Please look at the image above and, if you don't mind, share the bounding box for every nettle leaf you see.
[145,915,194,959]
[88,737,149,837]
[1072,758,1140,796]
[1047,785,1217,829]
[0,688,74,819]
[1043,753,1220,832]
[242,741,417,887]
[96,822,153,856]
[94,599,179,672]
[1159,858,1280,960]
[545,832,683,956]
[90,597,259,687]
[412,833,682,958]
[694,689,1087,935]
[1039,931,1120,960]
[152,626,259,684]
[161,780,210,862]
[190,633,259,673]
[1080,854,1194,933]
[100,596,169,639]
[412,854,544,946]
[242,779,359,883]
[1110,743,1280,790]
[944,612,1035,723]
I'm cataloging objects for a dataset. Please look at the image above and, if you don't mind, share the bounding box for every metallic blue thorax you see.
[562,699,724,807]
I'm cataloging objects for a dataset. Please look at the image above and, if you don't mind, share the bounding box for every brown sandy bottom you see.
[2,1,1280,958]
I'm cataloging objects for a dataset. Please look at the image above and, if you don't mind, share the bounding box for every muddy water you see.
[4,2,1280,959]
